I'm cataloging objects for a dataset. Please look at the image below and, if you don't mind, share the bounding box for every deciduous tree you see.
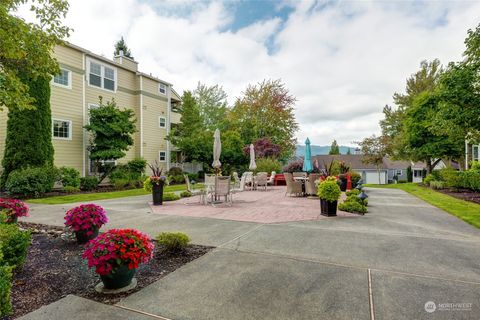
[329,140,340,155]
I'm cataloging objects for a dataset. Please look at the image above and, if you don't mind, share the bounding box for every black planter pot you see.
[152,184,164,205]
[320,199,337,217]
[75,228,99,244]
[340,180,347,192]
[100,265,136,289]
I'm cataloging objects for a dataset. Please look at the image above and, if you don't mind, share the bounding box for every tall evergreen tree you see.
[1,75,55,186]
[346,148,352,155]
[114,36,133,58]
[329,140,340,155]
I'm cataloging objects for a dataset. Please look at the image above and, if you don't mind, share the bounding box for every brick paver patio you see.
[149,186,357,223]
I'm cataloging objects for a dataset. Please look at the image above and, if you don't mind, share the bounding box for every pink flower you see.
[64,204,108,233]
[0,198,29,222]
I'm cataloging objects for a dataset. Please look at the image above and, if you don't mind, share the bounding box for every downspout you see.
[465,139,469,170]
[140,75,144,158]
[166,85,171,171]
[82,53,86,177]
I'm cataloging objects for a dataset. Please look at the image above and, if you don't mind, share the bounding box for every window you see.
[473,145,479,161]
[413,170,422,178]
[88,59,116,91]
[53,69,71,88]
[52,119,72,139]
[159,151,166,162]
[159,116,166,128]
[396,170,402,176]
[159,83,166,95]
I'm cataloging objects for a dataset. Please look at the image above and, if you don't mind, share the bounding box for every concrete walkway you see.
[21,187,480,319]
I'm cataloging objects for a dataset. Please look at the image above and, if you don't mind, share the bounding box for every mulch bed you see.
[436,188,480,205]
[5,222,213,319]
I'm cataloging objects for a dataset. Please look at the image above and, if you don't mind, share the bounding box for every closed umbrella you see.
[212,129,222,171]
[249,144,256,170]
[302,137,313,173]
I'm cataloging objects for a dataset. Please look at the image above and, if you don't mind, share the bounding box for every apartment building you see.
[0,42,182,176]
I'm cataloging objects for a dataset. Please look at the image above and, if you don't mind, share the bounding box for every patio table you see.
[294,176,308,196]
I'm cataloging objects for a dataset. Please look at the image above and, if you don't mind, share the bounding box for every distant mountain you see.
[295,145,355,157]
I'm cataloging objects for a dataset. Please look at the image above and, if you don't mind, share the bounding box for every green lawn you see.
[27,184,193,205]
[366,183,480,229]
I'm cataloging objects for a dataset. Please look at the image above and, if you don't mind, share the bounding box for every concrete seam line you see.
[368,269,375,320]
[115,305,172,320]
[224,248,480,286]
[265,224,480,243]
[217,224,265,248]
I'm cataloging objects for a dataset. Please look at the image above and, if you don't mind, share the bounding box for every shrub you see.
[339,200,367,214]
[346,189,360,197]
[255,158,282,174]
[458,170,480,191]
[127,158,147,177]
[438,168,461,188]
[5,166,56,196]
[429,180,445,190]
[470,161,480,171]
[83,229,154,275]
[398,180,407,183]
[423,174,434,186]
[0,224,31,268]
[168,174,184,185]
[64,204,108,236]
[156,232,190,253]
[317,176,341,202]
[0,263,12,317]
[80,176,99,191]
[58,167,81,188]
[62,186,80,194]
[180,191,192,198]
[282,159,303,173]
[187,173,199,182]
[163,192,181,201]
[168,167,183,176]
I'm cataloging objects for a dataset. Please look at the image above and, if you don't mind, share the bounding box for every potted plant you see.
[64,204,108,244]
[317,176,341,216]
[144,161,168,205]
[0,198,29,223]
[82,228,154,289]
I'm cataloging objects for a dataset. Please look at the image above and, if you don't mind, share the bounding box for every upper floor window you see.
[53,69,71,88]
[52,119,72,140]
[88,59,116,91]
[159,83,167,95]
[159,116,166,128]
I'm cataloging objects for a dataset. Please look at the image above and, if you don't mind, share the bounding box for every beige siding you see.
[54,45,83,70]
[0,109,7,174]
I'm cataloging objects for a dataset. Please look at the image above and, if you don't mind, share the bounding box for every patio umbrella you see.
[212,129,222,170]
[248,144,257,170]
[302,137,313,173]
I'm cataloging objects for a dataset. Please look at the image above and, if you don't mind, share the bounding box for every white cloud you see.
[14,0,480,147]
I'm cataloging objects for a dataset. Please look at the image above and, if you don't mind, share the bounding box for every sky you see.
[16,0,480,146]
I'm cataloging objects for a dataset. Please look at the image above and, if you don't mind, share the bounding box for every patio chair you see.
[255,172,268,191]
[284,172,303,197]
[231,174,246,196]
[213,176,232,206]
[305,173,321,196]
[267,171,276,186]
[232,172,240,189]
[204,174,216,202]
[184,174,206,204]
[243,171,254,190]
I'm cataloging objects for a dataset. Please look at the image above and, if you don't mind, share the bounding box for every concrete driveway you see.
[23,188,480,319]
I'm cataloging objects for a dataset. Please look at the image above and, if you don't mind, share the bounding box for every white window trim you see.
[52,118,72,140]
[52,68,72,89]
[159,151,167,162]
[473,145,479,161]
[159,83,166,95]
[86,58,117,93]
[159,116,167,128]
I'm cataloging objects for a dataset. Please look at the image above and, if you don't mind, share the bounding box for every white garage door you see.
[365,171,386,184]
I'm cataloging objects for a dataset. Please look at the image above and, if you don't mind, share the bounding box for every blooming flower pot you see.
[75,228,99,244]
[152,184,164,205]
[320,199,337,217]
[100,265,136,289]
